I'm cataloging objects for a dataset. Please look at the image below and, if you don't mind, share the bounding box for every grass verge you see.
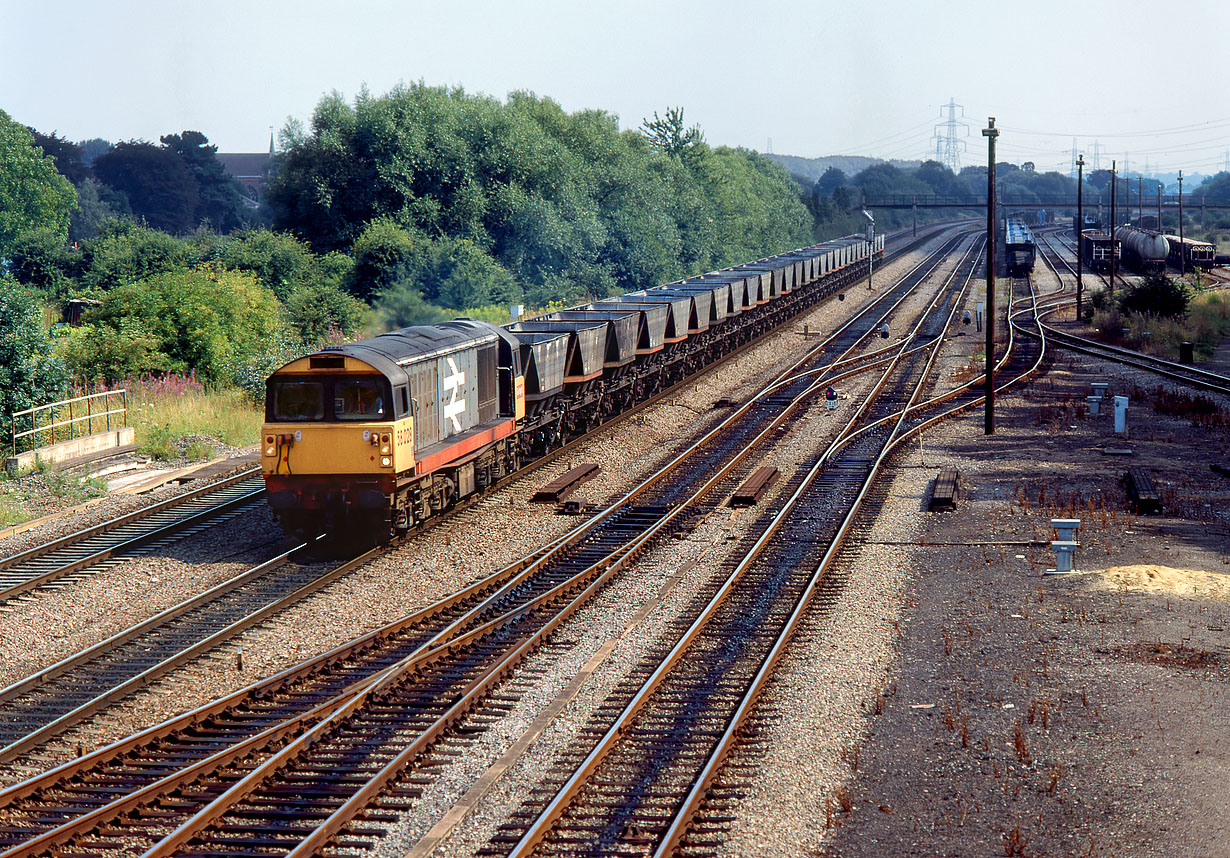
[124,375,263,461]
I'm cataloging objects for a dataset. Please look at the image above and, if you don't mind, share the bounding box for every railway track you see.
[0,469,264,602]
[1034,232,1230,396]
[479,236,992,858]
[0,537,388,765]
[0,231,980,858]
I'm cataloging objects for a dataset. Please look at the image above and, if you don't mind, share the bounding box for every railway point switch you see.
[1091,381,1109,399]
[1086,395,1102,415]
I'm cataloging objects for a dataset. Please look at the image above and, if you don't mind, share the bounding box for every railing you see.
[9,390,128,456]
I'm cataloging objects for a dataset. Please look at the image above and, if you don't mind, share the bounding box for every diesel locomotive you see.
[1004,216,1036,275]
[262,234,884,541]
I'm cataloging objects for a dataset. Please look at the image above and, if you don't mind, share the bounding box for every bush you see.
[78,220,195,293]
[83,264,282,383]
[55,321,172,382]
[1117,271,1190,318]
[284,281,365,343]
[0,282,68,447]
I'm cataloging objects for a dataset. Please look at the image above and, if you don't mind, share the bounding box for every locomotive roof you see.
[315,322,501,383]
[1005,219,1034,246]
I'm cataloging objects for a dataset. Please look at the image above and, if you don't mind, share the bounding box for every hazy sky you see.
[4,0,1228,177]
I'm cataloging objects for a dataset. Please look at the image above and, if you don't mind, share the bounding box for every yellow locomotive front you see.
[262,352,414,540]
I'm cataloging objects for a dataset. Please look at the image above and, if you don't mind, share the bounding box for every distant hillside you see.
[768,154,923,184]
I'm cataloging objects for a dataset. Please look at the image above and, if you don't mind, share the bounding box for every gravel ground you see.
[7,231,1226,857]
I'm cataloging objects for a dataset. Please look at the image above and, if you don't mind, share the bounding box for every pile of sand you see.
[1093,564,1230,599]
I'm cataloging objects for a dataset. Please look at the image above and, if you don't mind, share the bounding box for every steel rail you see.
[0,481,265,602]
[132,276,930,857]
[0,233,939,850]
[0,467,260,570]
[503,234,985,857]
[0,538,389,764]
[655,242,1052,857]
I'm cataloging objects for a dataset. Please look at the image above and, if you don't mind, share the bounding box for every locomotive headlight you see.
[380,445,390,454]
[266,446,275,456]
[380,456,391,467]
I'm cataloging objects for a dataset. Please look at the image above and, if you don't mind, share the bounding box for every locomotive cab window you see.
[335,378,387,420]
[271,381,324,421]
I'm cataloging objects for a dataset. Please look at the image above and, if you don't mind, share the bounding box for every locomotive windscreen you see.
[271,380,324,421]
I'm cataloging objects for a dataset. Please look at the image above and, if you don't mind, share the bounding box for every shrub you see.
[83,264,282,383]
[0,282,68,448]
[1117,271,1190,318]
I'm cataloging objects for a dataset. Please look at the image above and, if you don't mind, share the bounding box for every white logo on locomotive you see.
[442,357,467,432]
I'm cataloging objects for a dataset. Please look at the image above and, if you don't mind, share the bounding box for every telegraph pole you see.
[862,210,875,290]
[1109,160,1117,296]
[982,117,998,435]
[1076,154,1084,321]
[1178,170,1185,277]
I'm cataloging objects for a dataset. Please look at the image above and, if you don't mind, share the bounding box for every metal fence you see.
[9,389,128,456]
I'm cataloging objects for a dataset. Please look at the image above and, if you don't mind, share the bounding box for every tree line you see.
[7,85,1223,426]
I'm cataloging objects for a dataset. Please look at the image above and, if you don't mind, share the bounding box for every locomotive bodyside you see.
[262,321,523,539]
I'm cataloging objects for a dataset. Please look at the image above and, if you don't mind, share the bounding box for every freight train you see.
[1004,217,1036,275]
[1114,225,1169,272]
[262,235,885,541]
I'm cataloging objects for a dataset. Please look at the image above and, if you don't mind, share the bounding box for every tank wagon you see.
[1165,235,1215,270]
[1114,225,1169,272]
[262,233,886,541]
[1080,230,1118,274]
[1004,217,1036,275]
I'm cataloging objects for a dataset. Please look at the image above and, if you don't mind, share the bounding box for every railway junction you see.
[0,223,1227,857]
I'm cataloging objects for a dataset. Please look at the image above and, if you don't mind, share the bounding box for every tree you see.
[372,285,453,329]
[161,131,250,232]
[270,84,816,306]
[79,220,195,293]
[77,138,112,166]
[814,167,848,200]
[212,228,341,301]
[93,140,198,234]
[641,107,706,169]
[28,129,91,184]
[347,218,427,302]
[285,281,365,343]
[5,227,77,294]
[0,110,78,256]
[0,282,68,446]
[1086,169,1113,191]
[418,235,519,307]
[915,161,959,196]
[69,179,130,243]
